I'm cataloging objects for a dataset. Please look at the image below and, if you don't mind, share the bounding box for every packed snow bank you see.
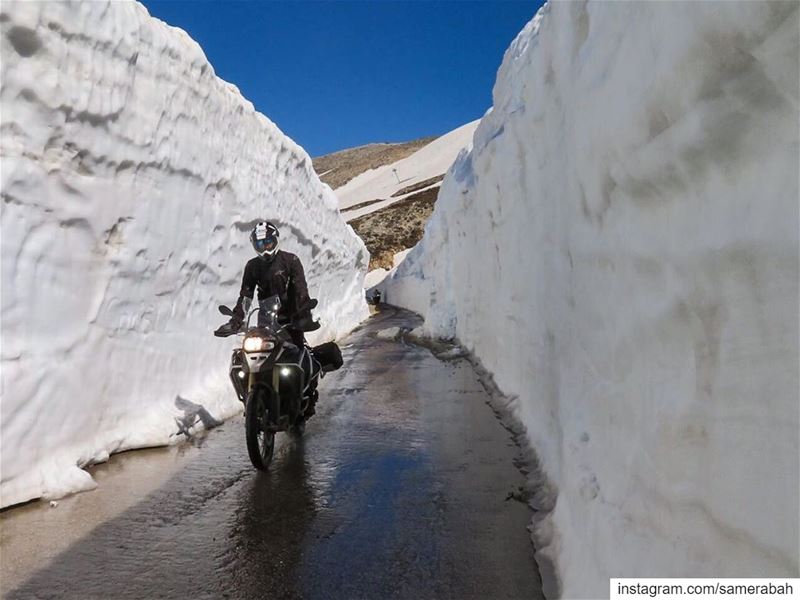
[0,0,368,508]
[364,268,390,290]
[383,1,799,595]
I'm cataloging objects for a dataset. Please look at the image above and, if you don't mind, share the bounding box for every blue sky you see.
[141,1,542,157]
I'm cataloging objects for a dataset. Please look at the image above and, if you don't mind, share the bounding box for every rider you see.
[216,220,317,345]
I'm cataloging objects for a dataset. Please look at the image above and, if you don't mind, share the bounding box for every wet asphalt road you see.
[2,307,543,600]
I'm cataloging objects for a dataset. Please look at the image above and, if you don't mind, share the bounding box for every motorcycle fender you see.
[271,367,280,399]
[243,346,284,375]
[244,352,270,373]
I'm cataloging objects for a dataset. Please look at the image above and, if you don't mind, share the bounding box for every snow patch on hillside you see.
[336,120,479,214]
[0,0,368,508]
[382,1,799,595]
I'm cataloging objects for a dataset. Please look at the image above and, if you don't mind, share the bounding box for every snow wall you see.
[0,0,369,508]
[382,2,799,596]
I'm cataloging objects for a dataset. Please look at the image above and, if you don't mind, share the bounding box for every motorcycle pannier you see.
[312,342,343,372]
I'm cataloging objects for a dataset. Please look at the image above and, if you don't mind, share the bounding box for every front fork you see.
[249,367,306,425]
[248,373,281,430]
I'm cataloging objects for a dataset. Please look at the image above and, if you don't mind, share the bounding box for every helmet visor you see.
[254,234,278,254]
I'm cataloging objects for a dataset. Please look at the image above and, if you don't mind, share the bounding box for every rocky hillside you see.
[348,186,439,270]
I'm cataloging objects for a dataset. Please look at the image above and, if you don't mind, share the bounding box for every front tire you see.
[290,416,306,436]
[245,389,275,470]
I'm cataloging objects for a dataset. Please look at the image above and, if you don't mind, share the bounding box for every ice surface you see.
[0,1,368,508]
[375,327,401,341]
[383,1,799,594]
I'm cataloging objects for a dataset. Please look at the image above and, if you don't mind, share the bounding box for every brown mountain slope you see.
[348,186,439,271]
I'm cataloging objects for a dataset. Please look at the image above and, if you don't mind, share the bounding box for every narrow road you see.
[2,308,543,600]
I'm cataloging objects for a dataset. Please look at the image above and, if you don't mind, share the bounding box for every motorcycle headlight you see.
[243,336,275,352]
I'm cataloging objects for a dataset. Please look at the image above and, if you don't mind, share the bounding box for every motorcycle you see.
[215,295,335,470]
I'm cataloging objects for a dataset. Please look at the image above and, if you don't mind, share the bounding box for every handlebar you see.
[215,295,319,338]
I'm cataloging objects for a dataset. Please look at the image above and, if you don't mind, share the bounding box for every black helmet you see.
[250,221,280,259]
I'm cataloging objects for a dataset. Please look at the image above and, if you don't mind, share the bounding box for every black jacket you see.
[233,250,310,322]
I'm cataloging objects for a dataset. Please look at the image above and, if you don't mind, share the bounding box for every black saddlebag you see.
[312,341,343,372]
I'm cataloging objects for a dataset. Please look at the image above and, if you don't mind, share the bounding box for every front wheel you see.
[245,389,275,470]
